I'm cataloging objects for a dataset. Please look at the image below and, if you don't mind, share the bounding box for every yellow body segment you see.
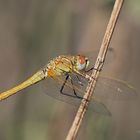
[0,55,88,101]
[0,70,45,100]
[47,55,73,77]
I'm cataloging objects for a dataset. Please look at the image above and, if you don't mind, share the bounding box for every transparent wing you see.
[94,76,137,101]
[67,74,137,101]
[42,75,83,105]
[41,73,137,116]
[41,74,111,116]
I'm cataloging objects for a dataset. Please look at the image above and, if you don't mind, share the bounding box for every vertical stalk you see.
[66,0,124,139]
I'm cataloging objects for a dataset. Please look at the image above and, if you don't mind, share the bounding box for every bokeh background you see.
[0,0,140,140]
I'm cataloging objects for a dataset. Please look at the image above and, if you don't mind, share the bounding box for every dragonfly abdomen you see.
[0,70,45,100]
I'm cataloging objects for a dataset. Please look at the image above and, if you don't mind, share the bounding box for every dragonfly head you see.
[76,55,89,71]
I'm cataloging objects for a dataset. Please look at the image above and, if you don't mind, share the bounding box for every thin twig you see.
[66,0,124,139]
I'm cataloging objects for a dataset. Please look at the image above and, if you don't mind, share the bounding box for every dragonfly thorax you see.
[43,55,89,78]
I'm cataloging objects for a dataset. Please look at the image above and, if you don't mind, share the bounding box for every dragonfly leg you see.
[60,75,83,99]
[85,66,102,72]
[60,75,69,93]
[86,58,104,72]
[69,76,83,99]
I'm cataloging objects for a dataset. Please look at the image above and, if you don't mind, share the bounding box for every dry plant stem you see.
[66,0,124,140]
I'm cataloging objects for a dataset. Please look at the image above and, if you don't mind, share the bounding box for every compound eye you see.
[79,55,86,65]
[76,55,88,70]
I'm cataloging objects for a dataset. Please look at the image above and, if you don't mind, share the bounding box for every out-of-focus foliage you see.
[0,0,140,140]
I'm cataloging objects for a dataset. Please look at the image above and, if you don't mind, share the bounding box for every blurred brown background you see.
[0,0,140,140]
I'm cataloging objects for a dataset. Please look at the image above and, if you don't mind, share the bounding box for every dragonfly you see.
[0,55,137,116]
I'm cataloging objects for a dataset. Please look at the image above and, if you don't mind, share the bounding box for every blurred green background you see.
[0,0,140,140]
